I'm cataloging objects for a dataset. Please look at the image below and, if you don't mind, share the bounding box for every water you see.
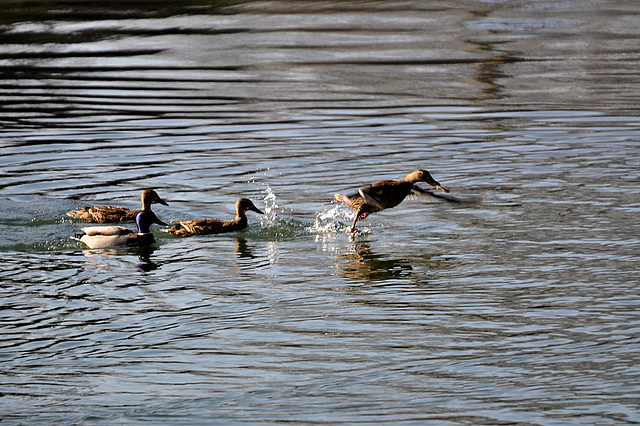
[1,0,640,424]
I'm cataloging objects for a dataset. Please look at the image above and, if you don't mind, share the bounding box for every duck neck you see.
[402,172,421,184]
[234,212,248,226]
[136,212,152,234]
[141,198,153,211]
[137,222,150,234]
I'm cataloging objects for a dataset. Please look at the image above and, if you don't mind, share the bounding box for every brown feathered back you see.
[67,189,168,223]
[168,198,263,237]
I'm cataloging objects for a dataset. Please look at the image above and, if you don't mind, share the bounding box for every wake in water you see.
[0,197,93,251]
[3,186,370,252]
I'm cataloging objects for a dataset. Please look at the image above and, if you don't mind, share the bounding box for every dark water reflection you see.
[337,241,446,283]
[1,0,640,424]
[339,242,415,282]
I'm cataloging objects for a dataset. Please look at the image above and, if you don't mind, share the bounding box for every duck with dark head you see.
[72,210,167,249]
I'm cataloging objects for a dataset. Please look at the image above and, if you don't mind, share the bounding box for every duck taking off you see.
[72,210,167,249]
[168,198,264,237]
[67,189,168,223]
[335,170,449,233]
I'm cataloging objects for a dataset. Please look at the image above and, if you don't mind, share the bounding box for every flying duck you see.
[334,170,449,233]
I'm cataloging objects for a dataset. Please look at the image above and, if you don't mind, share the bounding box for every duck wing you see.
[68,206,139,223]
[81,225,134,237]
[169,218,229,236]
[358,188,387,211]
[412,185,483,205]
[359,180,411,211]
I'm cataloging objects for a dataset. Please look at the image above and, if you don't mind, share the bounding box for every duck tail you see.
[67,207,92,221]
[70,231,86,242]
[168,223,182,232]
[168,222,189,237]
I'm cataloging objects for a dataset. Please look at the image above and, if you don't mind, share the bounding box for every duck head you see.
[406,170,449,193]
[141,189,169,209]
[236,198,264,216]
[136,210,168,234]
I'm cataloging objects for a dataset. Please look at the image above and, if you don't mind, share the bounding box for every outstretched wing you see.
[412,184,483,205]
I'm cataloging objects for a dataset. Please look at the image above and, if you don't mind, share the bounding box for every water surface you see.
[1,0,639,424]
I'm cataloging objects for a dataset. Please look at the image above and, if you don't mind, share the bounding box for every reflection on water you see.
[233,237,253,259]
[1,0,640,424]
[77,245,160,273]
[339,241,413,282]
[135,245,159,272]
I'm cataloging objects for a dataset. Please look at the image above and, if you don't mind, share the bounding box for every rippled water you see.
[1,0,640,424]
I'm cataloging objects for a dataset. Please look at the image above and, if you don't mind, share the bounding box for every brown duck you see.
[335,170,449,233]
[168,198,264,236]
[67,189,168,223]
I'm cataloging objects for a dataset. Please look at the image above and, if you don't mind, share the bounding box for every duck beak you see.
[251,206,264,215]
[433,183,449,193]
[423,172,450,193]
[155,217,169,226]
[156,196,169,206]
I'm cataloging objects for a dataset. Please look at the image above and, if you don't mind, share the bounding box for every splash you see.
[259,185,280,228]
[255,185,370,239]
[256,185,307,239]
[309,204,354,234]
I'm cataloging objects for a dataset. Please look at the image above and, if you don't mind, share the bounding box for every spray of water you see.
[309,205,353,234]
[259,185,280,228]
[256,185,308,239]
[255,185,359,238]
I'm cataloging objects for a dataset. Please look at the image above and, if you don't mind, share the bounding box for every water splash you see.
[260,185,280,228]
[309,205,354,234]
[256,185,308,239]
[255,186,371,239]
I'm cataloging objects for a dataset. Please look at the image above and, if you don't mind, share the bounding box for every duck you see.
[72,210,168,249]
[168,198,264,236]
[335,169,449,233]
[67,189,168,223]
